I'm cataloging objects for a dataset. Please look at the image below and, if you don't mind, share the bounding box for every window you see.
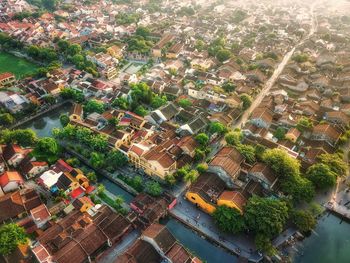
[191,196,196,201]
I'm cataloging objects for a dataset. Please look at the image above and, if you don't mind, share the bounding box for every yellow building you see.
[107,45,124,59]
[185,172,226,214]
[186,173,247,214]
[128,143,177,180]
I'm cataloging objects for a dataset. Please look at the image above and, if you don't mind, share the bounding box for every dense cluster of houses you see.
[0,141,200,263]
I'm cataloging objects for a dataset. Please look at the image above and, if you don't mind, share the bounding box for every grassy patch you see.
[0,52,39,79]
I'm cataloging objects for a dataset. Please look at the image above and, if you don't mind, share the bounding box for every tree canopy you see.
[244,196,289,238]
[225,130,243,146]
[145,181,163,197]
[263,148,300,179]
[83,100,105,114]
[195,133,209,146]
[213,206,245,234]
[240,94,252,110]
[0,129,37,147]
[291,210,316,233]
[0,223,27,256]
[208,121,227,135]
[306,163,337,189]
[318,153,347,176]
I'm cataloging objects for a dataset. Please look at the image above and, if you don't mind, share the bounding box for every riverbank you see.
[11,100,72,130]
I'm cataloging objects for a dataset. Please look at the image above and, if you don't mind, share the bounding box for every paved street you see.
[171,194,262,262]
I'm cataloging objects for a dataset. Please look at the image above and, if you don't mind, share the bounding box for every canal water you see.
[293,213,350,263]
[20,105,350,263]
[165,219,238,263]
[98,177,134,204]
[19,103,72,137]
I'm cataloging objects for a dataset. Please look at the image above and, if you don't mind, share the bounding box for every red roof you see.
[0,171,24,188]
[70,187,85,199]
[0,72,14,81]
[31,162,48,167]
[55,159,73,173]
[85,185,95,194]
[30,204,51,222]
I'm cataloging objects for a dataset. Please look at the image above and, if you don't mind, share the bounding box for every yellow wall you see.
[80,202,93,213]
[185,192,216,214]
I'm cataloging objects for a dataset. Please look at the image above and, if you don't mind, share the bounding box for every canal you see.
[165,219,238,263]
[19,103,72,137]
[19,105,350,263]
[293,213,350,263]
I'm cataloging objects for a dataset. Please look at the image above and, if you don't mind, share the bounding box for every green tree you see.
[165,174,177,185]
[296,117,313,132]
[194,39,205,51]
[318,153,347,176]
[306,163,337,189]
[97,183,105,194]
[216,49,232,62]
[108,117,119,127]
[36,137,59,156]
[263,148,300,179]
[196,163,208,173]
[134,105,148,116]
[178,98,192,108]
[273,127,286,140]
[280,175,315,203]
[244,196,289,238]
[2,129,37,147]
[0,113,14,126]
[194,148,206,161]
[112,97,129,110]
[222,82,236,92]
[151,95,167,109]
[195,133,209,146]
[291,210,316,233]
[84,99,105,114]
[68,43,82,56]
[235,144,256,164]
[33,137,59,162]
[225,130,243,146]
[135,26,151,38]
[184,169,199,183]
[59,114,70,127]
[292,53,309,63]
[213,206,245,234]
[208,121,227,135]
[145,181,163,197]
[240,94,252,110]
[86,172,97,182]
[114,195,124,207]
[106,150,128,169]
[90,134,109,152]
[57,39,69,52]
[90,152,105,169]
[43,95,56,104]
[255,234,276,256]
[0,223,27,256]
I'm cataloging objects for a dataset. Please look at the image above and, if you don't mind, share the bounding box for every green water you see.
[19,103,71,137]
[294,213,350,263]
